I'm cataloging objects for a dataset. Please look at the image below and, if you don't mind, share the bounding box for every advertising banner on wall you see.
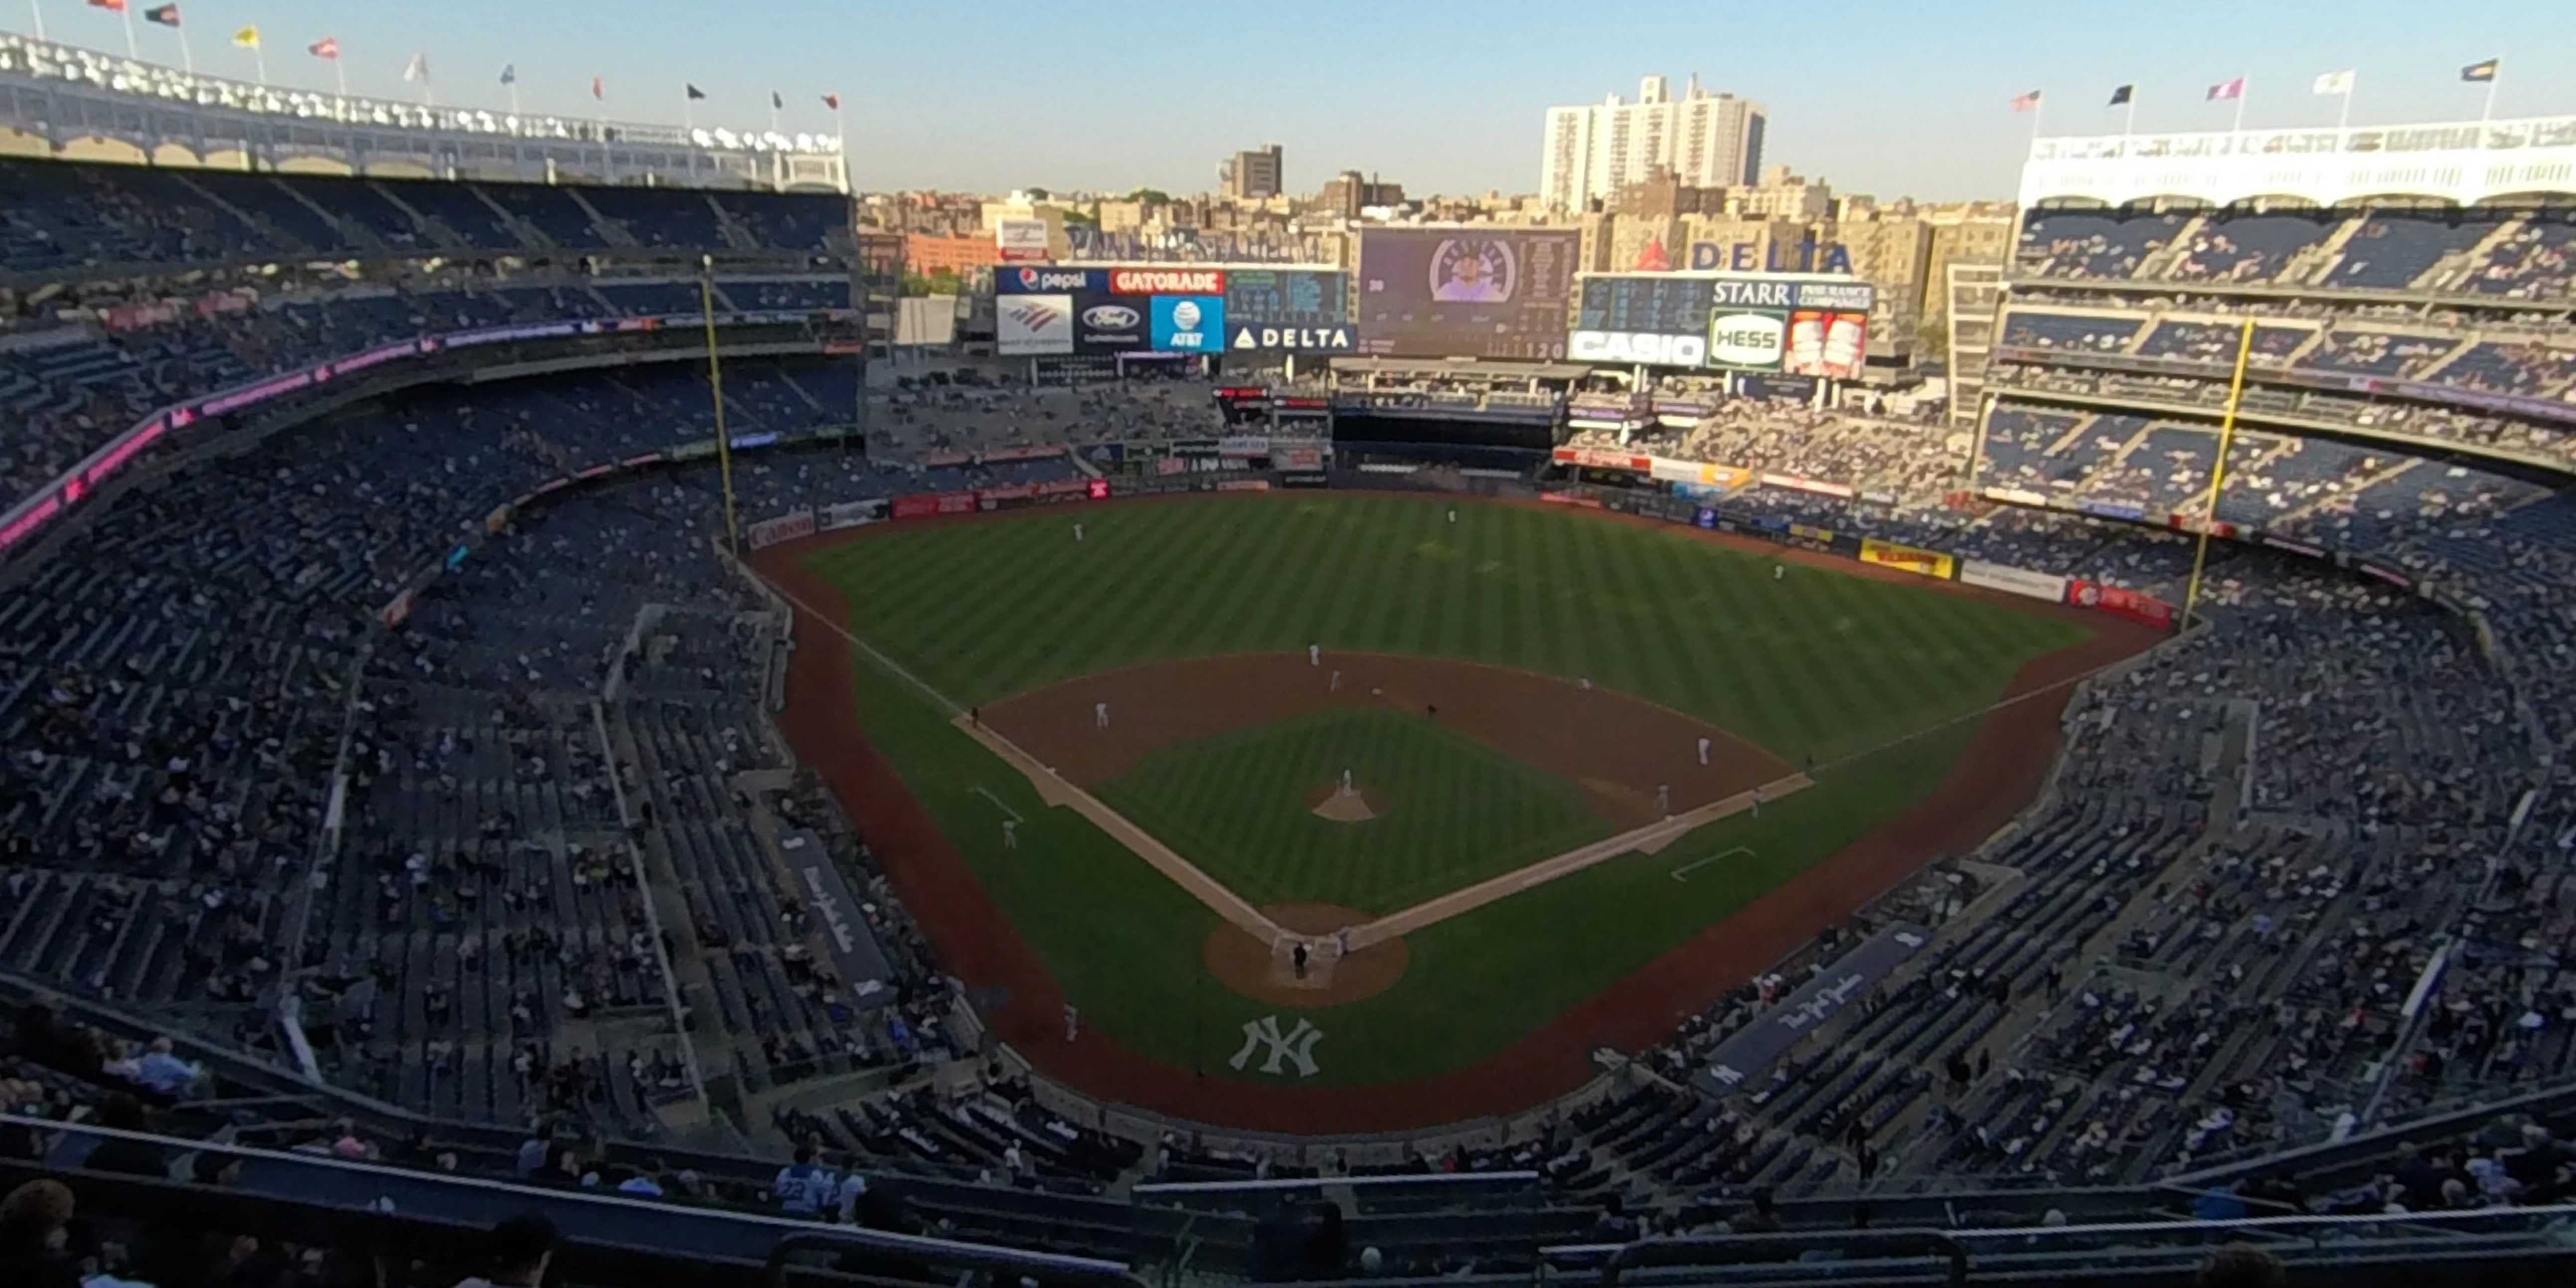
[1782,309,1870,379]
[1074,299,1148,353]
[1858,538,1955,580]
[1149,294,1227,352]
[747,509,818,550]
[2067,579,2176,629]
[1225,322,1358,353]
[819,498,891,531]
[997,294,1074,355]
[1569,329,1707,366]
[1708,309,1789,372]
[1356,228,1580,359]
[994,218,1049,262]
[995,267,1108,294]
[1961,561,2069,602]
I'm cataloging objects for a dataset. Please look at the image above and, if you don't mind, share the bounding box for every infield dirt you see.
[981,651,1787,831]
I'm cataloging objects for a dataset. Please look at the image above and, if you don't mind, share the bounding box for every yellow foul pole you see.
[700,255,739,554]
[2181,317,2256,626]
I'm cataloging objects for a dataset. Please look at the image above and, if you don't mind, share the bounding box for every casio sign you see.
[1014,268,1095,292]
[1082,305,1140,330]
[1709,313,1786,367]
[1569,330,1706,366]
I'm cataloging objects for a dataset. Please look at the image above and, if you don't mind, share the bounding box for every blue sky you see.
[21,0,2570,200]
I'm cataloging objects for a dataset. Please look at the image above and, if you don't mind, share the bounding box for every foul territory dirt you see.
[748,493,2164,1135]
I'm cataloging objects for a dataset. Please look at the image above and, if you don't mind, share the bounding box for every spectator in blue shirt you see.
[119,1038,201,1098]
[774,1143,835,1217]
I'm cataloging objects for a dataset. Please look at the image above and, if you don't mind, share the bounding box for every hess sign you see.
[1709,312,1787,369]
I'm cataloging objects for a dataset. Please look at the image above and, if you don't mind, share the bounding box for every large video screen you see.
[1355,229,1579,359]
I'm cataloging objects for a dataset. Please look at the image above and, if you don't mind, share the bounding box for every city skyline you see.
[9,0,2571,202]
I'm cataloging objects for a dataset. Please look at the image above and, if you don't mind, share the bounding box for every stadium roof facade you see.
[2021,114,2576,208]
[0,31,845,191]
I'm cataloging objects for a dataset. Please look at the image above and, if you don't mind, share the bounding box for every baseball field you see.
[752,492,2155,1132]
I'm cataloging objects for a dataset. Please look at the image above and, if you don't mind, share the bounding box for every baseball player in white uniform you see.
[1074,522,1085,542]
[1309,643,1320,666]
[1657,784,1671,816]
[1698,736,1712,766]
[1094,701,1109,729]
[1002,819,1017,849]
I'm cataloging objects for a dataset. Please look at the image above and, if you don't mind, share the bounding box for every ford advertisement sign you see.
[1707,310,1788,372]
[1150,294,1227,352]
[1077,302,1144,350]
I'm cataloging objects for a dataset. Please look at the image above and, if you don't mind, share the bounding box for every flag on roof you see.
[2206,76,2245,101]
[2009,90,2041,112]
[2106,84,2133,107]
[87,0,128,13]
[499,64,516,86]
[2312,70,2354,96]
[309,36,340,61]
[822,93,840,110]
[230,24,258,48]
[686,83,706,101]
[402,53,428,83]
[2460,59,2498,83]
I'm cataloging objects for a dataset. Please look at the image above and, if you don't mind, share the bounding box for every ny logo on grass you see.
[1229,1015,1323,1078]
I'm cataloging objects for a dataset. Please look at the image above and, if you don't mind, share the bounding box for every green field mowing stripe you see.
[1093,708,1614,916]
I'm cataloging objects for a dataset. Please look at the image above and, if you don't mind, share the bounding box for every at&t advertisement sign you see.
[1149,295,1226,352]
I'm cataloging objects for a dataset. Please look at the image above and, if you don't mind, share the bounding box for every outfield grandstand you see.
[3,76,2576,1288]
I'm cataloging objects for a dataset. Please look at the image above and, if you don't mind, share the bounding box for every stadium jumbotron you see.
[0,14,2574,1287]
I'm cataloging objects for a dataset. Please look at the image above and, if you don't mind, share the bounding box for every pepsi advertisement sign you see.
[996,266,1110,294]
[1150,295,1227,352]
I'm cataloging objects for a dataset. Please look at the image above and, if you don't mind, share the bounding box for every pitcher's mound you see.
[1306,781,1388,823]
[1207,902,1408,1007]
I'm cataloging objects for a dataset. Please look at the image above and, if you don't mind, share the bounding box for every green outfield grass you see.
[1094,707,1613,916]
[805,493,2094,1086]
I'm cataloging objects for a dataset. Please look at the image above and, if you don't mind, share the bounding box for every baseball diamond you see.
[749,490,2161,1130]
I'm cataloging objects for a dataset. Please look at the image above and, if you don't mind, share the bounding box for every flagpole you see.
[334,59,347,99]
[27,0,42,41]
[119,2,136,58]
[254,45,267,87]
[2338,73,2353,133]
[508,84,520,116]
[2029,94,2044,149]
[2123,91,2137,139]
[175,23,191,74]
[2480,68,2501,131]
[2231,81,2247,134]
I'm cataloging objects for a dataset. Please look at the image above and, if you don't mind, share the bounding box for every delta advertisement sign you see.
[1628,234,1858,276]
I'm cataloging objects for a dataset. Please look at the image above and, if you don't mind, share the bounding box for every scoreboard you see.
[1226,269,1347,330]
[1576,277,1714,336]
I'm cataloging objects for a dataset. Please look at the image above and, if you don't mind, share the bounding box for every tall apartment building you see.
[1221,144,1284,201]
[1541,75,1765,214]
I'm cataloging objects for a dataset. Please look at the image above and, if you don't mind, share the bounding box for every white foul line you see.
[973,786,1024,823]
[1671,845,1755,884]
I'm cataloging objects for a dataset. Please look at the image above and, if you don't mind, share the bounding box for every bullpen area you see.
[751,492,2157,1132]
